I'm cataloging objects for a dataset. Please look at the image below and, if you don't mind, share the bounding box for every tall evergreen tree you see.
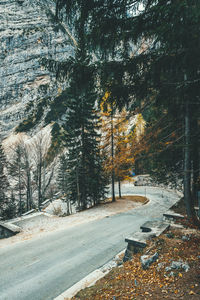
[23,145,33,211]
[9,141,33,215]
[45,1,108,209]
[62,48,106,209]
[2,191,17,220]
[9,144,25,216]
[57,153,71,214]
[0,142,9,219]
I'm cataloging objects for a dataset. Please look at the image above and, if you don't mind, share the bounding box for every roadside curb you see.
[54,249,125,300]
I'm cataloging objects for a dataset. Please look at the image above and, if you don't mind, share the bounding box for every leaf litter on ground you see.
[72,225,200,299]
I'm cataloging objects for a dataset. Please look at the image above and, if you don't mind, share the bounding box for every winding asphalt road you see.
[0,184,180,300]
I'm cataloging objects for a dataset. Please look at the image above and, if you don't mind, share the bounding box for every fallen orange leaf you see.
[189,291,195,295]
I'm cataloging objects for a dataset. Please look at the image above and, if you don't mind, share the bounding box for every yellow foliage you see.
[103,91,111,101]
[99,93,147,183]
[57,87,62,95]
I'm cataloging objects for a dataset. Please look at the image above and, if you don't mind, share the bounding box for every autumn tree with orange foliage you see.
[114,111,135,198]
[100,93,141,199]
[100,92,116,202]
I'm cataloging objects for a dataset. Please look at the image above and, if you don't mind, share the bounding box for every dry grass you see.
[103,195,148,204]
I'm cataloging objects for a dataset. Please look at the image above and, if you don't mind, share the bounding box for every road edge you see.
[54,249,126,300]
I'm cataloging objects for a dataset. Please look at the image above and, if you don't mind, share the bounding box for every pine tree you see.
[8,144,25,216]
[23,145,33,211]
[43,1,108,209]
[0,142,9,218]
[8,141,34,215]
[57,154,71,215]
[2,191,16,220]
[62,48,106,209]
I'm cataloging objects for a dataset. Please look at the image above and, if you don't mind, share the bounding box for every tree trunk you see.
[111,108,116,202]
[26,172,31,211]
[38,163,42,211]
[184,99,193,218]
[29,185,33,210]
[81,124,86,210]
[18,166,22,216]
[192,117,199,205]
[26,189,29,212]
[69,199,72,215]
[66,194,70,215]
[76,167,81,209]
[118,180,122,198]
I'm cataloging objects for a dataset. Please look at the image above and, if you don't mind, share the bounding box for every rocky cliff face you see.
[0,0,74,137]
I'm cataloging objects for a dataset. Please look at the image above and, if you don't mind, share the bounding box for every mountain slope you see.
[0,0,74,137]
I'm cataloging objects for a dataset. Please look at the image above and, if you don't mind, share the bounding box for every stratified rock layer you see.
[0,0,74,136]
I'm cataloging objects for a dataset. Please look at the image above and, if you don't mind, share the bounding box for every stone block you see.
[0,221,21,239]
[140,252,159,269]
[163,210,184,220]
[140,220,170,236]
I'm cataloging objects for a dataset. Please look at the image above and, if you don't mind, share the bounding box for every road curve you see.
[0,184,180,300]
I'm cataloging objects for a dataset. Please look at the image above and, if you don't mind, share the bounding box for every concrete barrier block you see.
[0,221,21,239]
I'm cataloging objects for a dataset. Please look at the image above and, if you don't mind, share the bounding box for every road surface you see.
[0,184,180,300]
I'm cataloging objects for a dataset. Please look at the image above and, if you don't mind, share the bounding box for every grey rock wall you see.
[0,0,74,136]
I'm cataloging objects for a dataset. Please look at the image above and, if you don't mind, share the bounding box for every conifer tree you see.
[62,49,106,208]
[2,191,16,220]
[8,144,25,216]
[0,142,9,218]
[23,145,33,211]
[45,1,108,209]
[57,154,71,215]
[9,141,33,215]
